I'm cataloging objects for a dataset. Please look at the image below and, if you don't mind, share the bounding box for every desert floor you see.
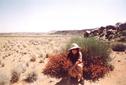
[0,35,126,85]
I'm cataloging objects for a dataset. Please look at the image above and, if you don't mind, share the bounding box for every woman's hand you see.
[75,60,81,64]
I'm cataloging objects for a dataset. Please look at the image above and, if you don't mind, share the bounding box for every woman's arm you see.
[76,52,83,64]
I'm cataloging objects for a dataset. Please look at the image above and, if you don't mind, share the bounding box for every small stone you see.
[30,57,36,62]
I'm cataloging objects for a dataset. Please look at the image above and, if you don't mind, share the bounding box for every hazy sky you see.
[0,0,126,32]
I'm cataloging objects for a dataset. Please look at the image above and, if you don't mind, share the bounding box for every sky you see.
[0,0,126,32]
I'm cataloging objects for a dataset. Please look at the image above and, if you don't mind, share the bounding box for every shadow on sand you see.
[55,77,84,85]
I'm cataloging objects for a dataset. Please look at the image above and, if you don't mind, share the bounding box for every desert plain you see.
[0,34,126,85]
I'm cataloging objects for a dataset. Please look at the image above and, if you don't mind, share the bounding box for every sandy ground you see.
[0,35,126,85]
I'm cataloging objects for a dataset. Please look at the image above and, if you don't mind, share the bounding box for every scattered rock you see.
[39,60,44,63]
[1,63,4,67]
[38,54,43,58]
[118,60,121,62]
[30,57,36,62]
[0,63,5,68]
[26,62,29,67]
[46,54,49,58]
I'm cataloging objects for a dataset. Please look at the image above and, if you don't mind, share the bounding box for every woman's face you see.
[71,49,78,55]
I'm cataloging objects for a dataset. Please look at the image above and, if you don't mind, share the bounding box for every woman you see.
[67,43,84,85]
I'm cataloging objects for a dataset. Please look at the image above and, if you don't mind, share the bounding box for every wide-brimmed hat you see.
[68,43,80,51]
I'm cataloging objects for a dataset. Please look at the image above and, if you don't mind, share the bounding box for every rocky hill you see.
[84,22,126,41]
[54,22,126,41]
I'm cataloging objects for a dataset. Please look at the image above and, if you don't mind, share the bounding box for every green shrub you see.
[112,43,126,52]
[65,37,111,63]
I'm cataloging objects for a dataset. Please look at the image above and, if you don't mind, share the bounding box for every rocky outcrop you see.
[83,22,126,41]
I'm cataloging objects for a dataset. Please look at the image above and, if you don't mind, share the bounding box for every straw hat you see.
[68,43,80,51]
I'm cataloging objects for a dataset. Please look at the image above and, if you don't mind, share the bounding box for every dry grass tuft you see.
[39,60,44,63]
[23,72,37,83]
[10,71,20,84]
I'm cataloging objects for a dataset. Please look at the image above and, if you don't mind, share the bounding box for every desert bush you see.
[66,37,111,62]
[10,71,20,84]
[84,58,114,81]
[43,53,72,78]
[121,30,126,36]
[23,72,37,83]
[116,30,126,42]
[112,43,126,52]
[43,37,113,81]
[116,36,126,42]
